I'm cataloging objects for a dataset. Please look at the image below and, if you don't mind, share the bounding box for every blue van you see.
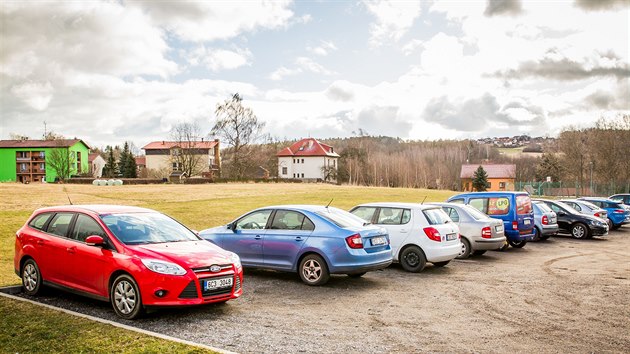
[446,191,535,248]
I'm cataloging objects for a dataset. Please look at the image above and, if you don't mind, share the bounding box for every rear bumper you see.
[330,259,393,274]
[424,243,461,263]
[505,229,534,242]
[540,225,559,235]
[472,237,506,251]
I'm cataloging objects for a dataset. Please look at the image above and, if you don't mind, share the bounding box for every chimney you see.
[201,138,204,142]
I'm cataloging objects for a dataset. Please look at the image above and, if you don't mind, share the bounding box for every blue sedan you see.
[200,205,393,285]
[578,197,630,230]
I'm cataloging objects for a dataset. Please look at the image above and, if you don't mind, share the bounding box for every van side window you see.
[450,198,465,204]
[469,198,488,214]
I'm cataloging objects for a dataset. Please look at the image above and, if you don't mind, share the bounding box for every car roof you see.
[34,204,156,215]
[353,202,439,210]
[451,191,529,196]
[254,205,345,212]
[579,197,616,202]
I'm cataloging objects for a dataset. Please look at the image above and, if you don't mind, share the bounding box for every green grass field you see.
[0,182,456,352]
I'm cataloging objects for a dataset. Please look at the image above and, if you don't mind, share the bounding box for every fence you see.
[515,181,630,198]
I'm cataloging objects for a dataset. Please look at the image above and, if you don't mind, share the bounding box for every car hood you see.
[200,225,229,235]
[128,240,232,268]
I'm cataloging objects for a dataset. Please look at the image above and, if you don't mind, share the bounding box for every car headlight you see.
[141,259,187,276]
[229,252,242,270]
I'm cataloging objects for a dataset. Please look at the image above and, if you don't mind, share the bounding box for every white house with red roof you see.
[277,138,339,181]
[88,153,106,178]
[142,139,221,177]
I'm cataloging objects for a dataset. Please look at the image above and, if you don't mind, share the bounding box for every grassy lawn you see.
[0,182,456,352]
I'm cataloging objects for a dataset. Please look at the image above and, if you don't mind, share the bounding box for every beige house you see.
[142,139,221,178]
[88,153,106,178]
[277,138,339,182]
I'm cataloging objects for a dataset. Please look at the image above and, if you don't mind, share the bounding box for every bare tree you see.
[170,122,205,177]
[48,142,75,181]
[212,93,265,179]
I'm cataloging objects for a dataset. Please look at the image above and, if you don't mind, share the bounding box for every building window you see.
[282,167,288,175]
[171,148,181,156]
[488,182,492,189]
[40,163,45,170]
[301,158,304,163]
[172,162,180,171]
[39,151,45,158]
[333,160,336,167]
[20,163,27,171]
[293,173,296,178]
[499,182,506,189]
[301,173,304,178]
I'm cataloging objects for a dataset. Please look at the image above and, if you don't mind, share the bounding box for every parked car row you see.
[14,192,627,319]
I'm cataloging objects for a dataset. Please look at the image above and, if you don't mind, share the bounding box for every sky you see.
[1,0,629,149]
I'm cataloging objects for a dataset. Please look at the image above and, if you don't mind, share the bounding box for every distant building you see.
[88,153,106,178]
[142,139,220,177]
[277,138,339,182]
[460,164,516,191]
[0,139,90,183]
[135,156,147,177]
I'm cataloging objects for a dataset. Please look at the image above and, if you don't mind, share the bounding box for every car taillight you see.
[512,221,518,230]
[345,234,363,249]
[481,226,492,239]
[594,212,601,217]
[613,209,625,214]
[423,227,442,242]
[542,215,548,225]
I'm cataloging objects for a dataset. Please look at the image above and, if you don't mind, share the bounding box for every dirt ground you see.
[18,229,630,353]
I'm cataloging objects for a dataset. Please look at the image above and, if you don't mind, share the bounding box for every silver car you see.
[532,201,559,240]
[430,203,506,259]
[560,199,609,228]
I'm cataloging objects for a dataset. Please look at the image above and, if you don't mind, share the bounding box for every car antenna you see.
[63,186,73,205]
[325,198,333,210]
[420,196,427,205]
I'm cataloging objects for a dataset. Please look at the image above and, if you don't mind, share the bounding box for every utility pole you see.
[43,121,47,139]
[589,161,593,196]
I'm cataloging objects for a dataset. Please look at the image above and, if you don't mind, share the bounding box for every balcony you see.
[16,157,31,161]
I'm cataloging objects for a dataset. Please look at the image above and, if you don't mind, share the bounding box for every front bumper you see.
[140,268,243,307]
[590,224,609,236]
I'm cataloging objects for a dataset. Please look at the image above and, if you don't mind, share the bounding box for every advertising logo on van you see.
[489,198,510,215]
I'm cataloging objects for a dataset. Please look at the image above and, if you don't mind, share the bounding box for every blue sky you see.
[1,0,628,149]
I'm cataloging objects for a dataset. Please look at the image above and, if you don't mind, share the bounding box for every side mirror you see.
[227,222,237,232]
[86,235,105,246]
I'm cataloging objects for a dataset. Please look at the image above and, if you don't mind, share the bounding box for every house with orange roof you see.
[277,138,339,182]
[142,139,221,177]
[460,164,516,191]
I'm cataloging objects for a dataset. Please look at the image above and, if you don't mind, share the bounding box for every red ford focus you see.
[14,205,243,319]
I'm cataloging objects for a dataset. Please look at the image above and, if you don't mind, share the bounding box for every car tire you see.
[508,239,527,248]
[433,261,450,267]
[611,224,621,231]
[456,238,471,259]
[607,218,613,230]
[473,250,487,256]
[299,254,330,286]
[399,245,426,273]
[532,227,541,241]
[539,233,551,241]
[570,223,589,239]
[347,272,366,278]
[111,274,144,320]
[499,241,509,251]
[22,259,42,296]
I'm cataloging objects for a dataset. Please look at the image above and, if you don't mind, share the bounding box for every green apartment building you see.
[0,139,90,183]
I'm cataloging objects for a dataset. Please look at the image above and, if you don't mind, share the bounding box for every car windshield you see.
[317,207,366,228]
[463,205,491,220]
[100,212,199,245]
[423,207,451,225]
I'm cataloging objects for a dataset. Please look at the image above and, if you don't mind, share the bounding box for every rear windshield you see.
[423,208,451,225]
[516,195,532,215]
[316,207,366,228]
[534,202,552,213]
[579,201,600,210]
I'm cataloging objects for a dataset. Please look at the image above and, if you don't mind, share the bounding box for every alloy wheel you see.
[23,263,38,292]
[114,280,137,315]
[302,259,322,282]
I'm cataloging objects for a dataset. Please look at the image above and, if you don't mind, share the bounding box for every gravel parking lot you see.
[18,228,630,353]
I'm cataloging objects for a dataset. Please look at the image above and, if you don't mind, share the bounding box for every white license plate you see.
[204,277,233,291]
[371,236,387,246]
[495,226,503,232]
[524,219,531,225]
[446,233,457,241]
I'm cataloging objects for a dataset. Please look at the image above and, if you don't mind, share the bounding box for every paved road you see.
[17,227,630,353]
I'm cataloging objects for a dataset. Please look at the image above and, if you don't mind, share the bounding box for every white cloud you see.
[128,0,295,42]
[269,57,335,81]
[187,47,253,72]
[10,81,54,111]
[307,41,338,56]
[402,39,424,56]
[364,0,422,46]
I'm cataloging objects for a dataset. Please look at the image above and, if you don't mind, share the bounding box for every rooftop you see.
[460,164,516,179]
[143,140,218,150]
[277,138,339,157]
[0,139,89,149]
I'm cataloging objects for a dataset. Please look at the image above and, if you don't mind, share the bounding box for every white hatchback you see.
[350,203,461,272]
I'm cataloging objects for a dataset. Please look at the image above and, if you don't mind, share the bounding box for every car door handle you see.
[36,240,45,246]
[254,235,262,240]
[400,229,408,233]
[295,236,303,241]
[67,246,76,254]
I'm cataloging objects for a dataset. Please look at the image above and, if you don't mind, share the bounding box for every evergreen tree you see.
[472,165,490,191]
[103,146,118,178]
[119,142,130,177]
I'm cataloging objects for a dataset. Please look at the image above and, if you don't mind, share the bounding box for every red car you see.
[14,205,243,319]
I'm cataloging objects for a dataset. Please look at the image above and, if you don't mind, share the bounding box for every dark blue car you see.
[200,205,393,286]
[578,197,630,230]
[447,191,535,248]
